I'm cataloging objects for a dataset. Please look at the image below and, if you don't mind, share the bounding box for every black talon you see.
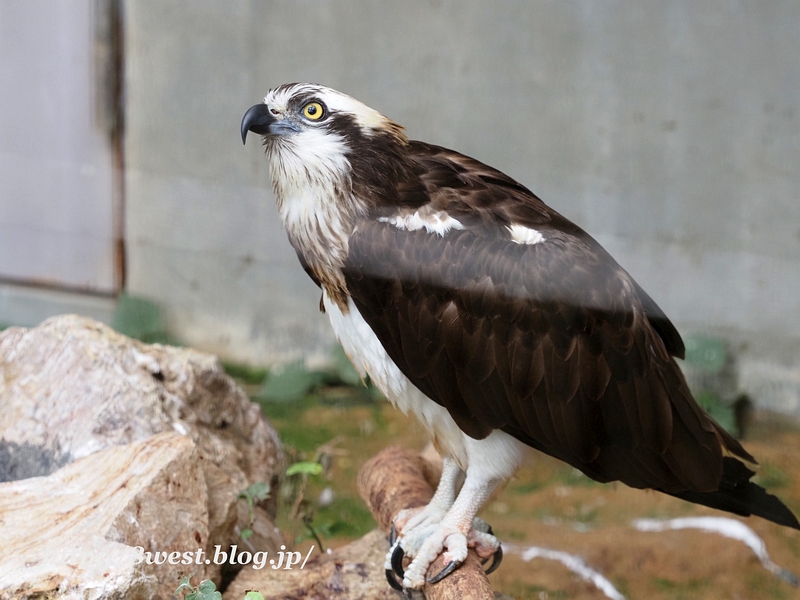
[480,527,494,565]
[391,543,406,578]
[385,567,404,591]
[484,544,503,575]
[428,559,460,583]
[389,522,397,546]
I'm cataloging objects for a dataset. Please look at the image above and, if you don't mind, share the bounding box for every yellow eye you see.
[302,102,324,120]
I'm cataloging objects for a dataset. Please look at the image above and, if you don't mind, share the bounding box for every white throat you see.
[266,129,362,273]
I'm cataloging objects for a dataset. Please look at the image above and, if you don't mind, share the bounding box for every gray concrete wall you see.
[123,2,800,411]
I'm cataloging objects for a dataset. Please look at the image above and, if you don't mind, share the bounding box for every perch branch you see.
[358,445,495,600]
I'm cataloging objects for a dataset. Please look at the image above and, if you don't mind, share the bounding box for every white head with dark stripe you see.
[242,84,408,206]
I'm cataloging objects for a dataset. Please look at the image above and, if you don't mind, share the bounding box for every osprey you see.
[242,84,799,590]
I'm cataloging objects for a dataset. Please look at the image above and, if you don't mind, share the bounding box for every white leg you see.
[395,430,530,589]
[396,457,462,533]
[401,466,501,589]
[384,457,462,570]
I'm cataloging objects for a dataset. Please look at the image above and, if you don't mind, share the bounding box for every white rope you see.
[632,516,798,585]
[504,543,626,600]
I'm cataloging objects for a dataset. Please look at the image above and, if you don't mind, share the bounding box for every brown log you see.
[357,446,495,600]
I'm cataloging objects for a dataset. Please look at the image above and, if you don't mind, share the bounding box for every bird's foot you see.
[385,516,502,590]
[470,517,503,574]
[396,502,449,536]
[402,520,468,589]
[384,502,450,571]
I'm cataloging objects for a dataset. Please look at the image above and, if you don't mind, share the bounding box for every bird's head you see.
[242,84,411,204]
[241,83,404,146]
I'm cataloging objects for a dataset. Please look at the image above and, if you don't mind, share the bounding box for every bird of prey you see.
[241,84,800,591]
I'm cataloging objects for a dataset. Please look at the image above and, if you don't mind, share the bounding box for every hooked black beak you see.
[241,104,276,144]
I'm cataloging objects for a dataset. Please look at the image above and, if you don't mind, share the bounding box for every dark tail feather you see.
[668,457,800,530]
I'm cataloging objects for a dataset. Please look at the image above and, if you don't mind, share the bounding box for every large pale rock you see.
[0,433,202,599]
[0,315,285,597]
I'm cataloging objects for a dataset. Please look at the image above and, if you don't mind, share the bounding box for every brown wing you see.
[342,144,800,530]
[390,142,688,360]
[344,218,731,491]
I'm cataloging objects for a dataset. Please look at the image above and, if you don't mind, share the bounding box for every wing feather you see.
[341,141,776,503]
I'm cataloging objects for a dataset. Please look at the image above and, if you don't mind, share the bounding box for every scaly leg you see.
[399,466,501,589]
[385,458,461,576]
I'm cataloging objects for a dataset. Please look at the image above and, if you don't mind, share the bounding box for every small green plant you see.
[696,391,736,435]
[284,458,327,550]
[112,292,172,344]
[259,360,330,403]
[683,335,727,373]
[258,345,379,404]
[221,361,270,385]
[174,577,221,600]
[238,481,272,540]
[285,461,323,476]
[175,577,265,600]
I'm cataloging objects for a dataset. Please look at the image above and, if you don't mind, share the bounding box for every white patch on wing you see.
[508,224,545,245]
[323,292,530,476]
[379,211,464,236]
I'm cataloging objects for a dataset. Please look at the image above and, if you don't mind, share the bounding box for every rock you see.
[0,433,201,599]
[0,315,285,598]
[223,529,396,600]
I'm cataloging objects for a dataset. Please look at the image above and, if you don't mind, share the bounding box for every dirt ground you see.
[264,395,800,600]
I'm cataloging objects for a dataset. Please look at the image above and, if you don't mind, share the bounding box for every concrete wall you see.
[123,2,800,411]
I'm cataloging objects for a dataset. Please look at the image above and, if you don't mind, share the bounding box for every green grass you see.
[509,464,600,496]
[556,467,602,488]
[259,396,334,451]
[755,463,792,490]
[313,496,376,539]
[746,571,791,600]
[652,576,709,599]
[509,480,550,495]
[255,376,386,546]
